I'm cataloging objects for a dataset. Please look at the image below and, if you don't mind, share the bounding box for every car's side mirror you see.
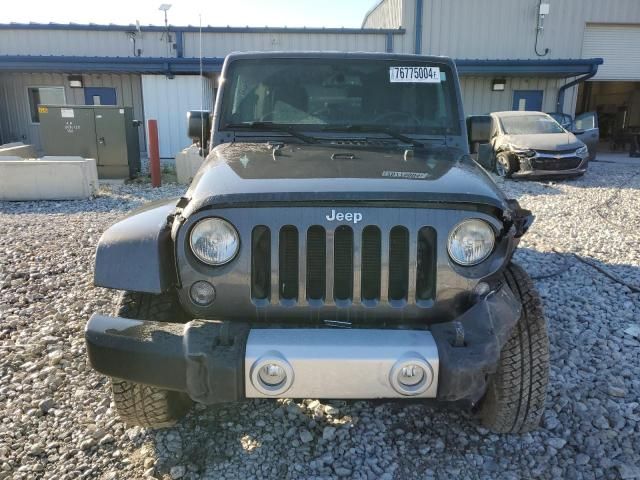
[467,115,492,146]
[187,110,212,151]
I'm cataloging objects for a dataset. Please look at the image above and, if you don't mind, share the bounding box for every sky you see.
[2,0,378,28]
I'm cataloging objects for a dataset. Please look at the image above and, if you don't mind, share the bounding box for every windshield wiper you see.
[224,121,318,144]
[320,125,424,148]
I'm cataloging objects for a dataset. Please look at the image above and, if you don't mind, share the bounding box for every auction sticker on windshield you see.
[389,66,441,83]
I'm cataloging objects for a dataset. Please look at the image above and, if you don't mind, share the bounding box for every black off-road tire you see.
[479,263,550,433]
[110,291,193,428]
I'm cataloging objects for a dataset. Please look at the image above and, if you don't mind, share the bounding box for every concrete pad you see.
[175,145,204,184]
[0,158,98,201]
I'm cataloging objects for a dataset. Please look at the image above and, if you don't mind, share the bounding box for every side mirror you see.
[466,115,492,146]
[187,110,212,150]
[476,143,494,170]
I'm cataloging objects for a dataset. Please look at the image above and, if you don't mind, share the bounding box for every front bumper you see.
[512,152,589,178]
[85,285,521,404]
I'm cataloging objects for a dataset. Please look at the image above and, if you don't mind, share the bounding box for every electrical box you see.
[39,105,141,178]
[539,3,550,15]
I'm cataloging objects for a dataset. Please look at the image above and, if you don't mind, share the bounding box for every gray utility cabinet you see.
[40,105,141,178]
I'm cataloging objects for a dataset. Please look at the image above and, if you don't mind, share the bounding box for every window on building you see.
[28,87,66,123]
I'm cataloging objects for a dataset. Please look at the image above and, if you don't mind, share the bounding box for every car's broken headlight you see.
[190,218,240,265]
[447,219,495,266]
[510,146,536,158]
[576,145,588,157]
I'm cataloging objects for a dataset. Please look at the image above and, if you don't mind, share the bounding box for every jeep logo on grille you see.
[326,209,363,224]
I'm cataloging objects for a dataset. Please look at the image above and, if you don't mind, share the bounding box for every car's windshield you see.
[220,58,460,135]
[500,114,565,135]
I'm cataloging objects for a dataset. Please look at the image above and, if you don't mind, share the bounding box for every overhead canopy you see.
[455,58,603,77]
[0,55,225,74]
[0,55,602,78]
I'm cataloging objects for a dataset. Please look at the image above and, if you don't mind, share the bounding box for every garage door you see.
[583,24,640,81]
[142,75,214,158]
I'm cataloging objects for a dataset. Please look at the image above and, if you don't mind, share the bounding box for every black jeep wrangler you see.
[86,52,549,433]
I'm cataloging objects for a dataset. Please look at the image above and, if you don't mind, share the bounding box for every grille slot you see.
[251,226,271,300]
[533,157,581,170]
[306,226,326,300]
[279,226,299,300]
[416,227,437,301]
[361,226,381,301]
[333,226,354,301]
[388,226,409,301]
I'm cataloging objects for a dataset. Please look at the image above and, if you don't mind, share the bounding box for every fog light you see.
[258,363,286,387]
[398,364,425,387]
[390,354,434,396]
[250,353,294,396]
[190,281,216,306]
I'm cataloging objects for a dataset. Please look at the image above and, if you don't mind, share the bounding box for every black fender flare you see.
[94,198,179,293]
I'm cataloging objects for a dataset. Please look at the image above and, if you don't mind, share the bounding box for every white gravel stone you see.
[1,164,639,479]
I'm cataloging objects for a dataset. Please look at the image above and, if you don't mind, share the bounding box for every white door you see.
[142,75,214,158]
[583,24,640,81]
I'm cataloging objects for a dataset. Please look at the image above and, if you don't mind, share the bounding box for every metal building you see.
[1,0,640,156]
[363,0,640,146]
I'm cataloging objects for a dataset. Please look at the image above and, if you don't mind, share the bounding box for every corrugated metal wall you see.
[182,32,388,57]
[0,72,145,152]
[362,0,404,28]
[0,30,169,57]
[141,74,214,158]
[0,28,393,58]
[418,0,640,59]
[362,0,415,53]
[459,76,578,116]
[583,24,640,81]
[362,0,640,59]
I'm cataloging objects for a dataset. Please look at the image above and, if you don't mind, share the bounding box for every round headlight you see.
[447,219,495,266]
[190,218,239,265]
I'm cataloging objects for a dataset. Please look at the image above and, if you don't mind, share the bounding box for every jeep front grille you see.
[250,224,437,306]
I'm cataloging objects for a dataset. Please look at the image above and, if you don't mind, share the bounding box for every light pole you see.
[158,4,172,57]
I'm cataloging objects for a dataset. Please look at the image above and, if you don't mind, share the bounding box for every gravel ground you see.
[1,160,639,480]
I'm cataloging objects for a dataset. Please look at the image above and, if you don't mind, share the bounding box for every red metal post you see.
[148,119,161,188]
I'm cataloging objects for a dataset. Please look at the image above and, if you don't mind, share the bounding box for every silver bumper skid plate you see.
[245,328,439,398]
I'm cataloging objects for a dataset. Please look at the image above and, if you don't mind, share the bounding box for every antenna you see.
[199,13,205,154]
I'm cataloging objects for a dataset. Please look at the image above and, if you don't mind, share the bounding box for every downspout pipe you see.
[414,0,423,54]
[555,59,602,113]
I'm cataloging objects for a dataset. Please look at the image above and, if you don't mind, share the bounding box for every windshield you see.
[500,114,565,135]
[220,58,460,135]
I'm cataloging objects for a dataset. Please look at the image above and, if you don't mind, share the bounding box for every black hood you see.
[183,142,508,215]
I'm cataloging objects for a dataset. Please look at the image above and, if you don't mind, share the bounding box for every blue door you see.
[512,90,543,111]
[84,87,117,105]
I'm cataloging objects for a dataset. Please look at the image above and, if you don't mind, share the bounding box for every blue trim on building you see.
[385,32,394,53]
[174,31,184,58]
[0,55,224,74]
[0,55,602,77]
[414,0,423,54]
[455,58,603,76]
[0,22,405,35]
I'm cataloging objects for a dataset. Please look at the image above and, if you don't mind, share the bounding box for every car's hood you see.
[183,142,508,215]
[503,132,582,151]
